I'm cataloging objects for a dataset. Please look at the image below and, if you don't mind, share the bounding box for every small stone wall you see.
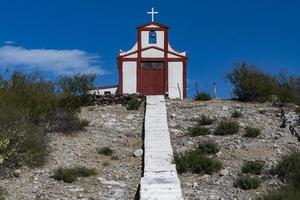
[85,94,145,106]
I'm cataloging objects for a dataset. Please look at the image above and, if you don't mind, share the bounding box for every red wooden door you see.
[140,62,165,95]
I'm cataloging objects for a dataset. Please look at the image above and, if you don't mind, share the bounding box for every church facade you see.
[117,22,188,99]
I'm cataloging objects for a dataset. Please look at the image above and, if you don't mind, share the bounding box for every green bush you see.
[194,92,212,101]
[214,120,239,135]
[244,126,261,138]
[197,140,220,155]
[58,73,96,96]
[197,115,214,125]
[242,160,264,175]
[0,187,4,200]
[226,63,300,104]
[126,97,142,110]
[47,109,89,133]
[53,166,97,183]
[16,124,48,167]
[0,71,95,173]
[234,175,261,190]
[274,151,300,186]
[231,110,242,118]
[54,94,82,112]
[295,107,300,114]
[260,185,300,200]
[226,63,277,102]
[97,147,114,156]
[0,118,48,168]
[174,150,222,174]
[187,125,210,137]
[259,109,267,115]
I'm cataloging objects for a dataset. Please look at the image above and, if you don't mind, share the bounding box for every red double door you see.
[139,61,165,95]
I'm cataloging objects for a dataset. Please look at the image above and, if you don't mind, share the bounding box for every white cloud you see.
[4,41,16,45]
[0,45,105,75]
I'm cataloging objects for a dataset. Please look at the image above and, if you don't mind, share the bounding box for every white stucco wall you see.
[168,62,183,99]
[120,43,138,56]
[168,44,186,57]
[141,31,164,49]
[145,24,160,28]
[142,48,164,58]
[168,53,180,58]
[124,53,138,58]
[89,87,117,95]
[123,61,137,94]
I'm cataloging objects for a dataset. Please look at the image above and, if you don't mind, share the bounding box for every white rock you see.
[126,114,135,120]
[13,169,21,177]
[222,106,229,111]
[220,169,229,176]
[192,182,198,188]
[133,149,143,157]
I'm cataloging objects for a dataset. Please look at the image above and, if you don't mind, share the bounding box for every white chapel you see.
[92,8,188,99]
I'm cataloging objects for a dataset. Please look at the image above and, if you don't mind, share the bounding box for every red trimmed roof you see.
[137,22,169,29]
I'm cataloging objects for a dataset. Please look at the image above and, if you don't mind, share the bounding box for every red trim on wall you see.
[117,58,123,95]
[121,57,186,62]
[118,22,188,98]
[164,29,168,95]
[183,60,187,98]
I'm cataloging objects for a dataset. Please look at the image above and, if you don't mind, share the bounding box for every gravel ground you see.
[166,99,300,200]
[0,104,144,200]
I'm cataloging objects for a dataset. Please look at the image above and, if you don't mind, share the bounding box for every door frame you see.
[137,60,167,95]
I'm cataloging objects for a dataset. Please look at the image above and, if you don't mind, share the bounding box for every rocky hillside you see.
[0,98,299,200]
[167,99,300,200]
[0,104,144,200]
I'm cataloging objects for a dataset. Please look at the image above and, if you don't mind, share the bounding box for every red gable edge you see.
[137,22,169,29]
[118,46,188,60]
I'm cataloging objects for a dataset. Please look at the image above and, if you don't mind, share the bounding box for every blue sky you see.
[0,0,300,98]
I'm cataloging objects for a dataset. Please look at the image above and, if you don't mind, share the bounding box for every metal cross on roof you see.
[147,7,159,22]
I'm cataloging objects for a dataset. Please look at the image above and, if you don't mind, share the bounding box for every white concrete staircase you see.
[140,95,183,200]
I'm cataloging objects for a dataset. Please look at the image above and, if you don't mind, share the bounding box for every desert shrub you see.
[234,175,261,190]
[174,150,222,174]
[47,109,88,133]
[214,120,239,135]
[1,71,56,125]
[97,147,113,156]
[194,92,212,101]
[259,109,267,114]
[226,63,300,104]
[226,63,277,102]
[0,71,95,173]
[260,185,300,200]
[54,94,82,112]
[15,124,48,167]
[274,151,300,186]
[187,125,210,137]
[197,115,214,125]
[244,126,261,138]
[0,187,4,200]
[231,110,242,118]
[197,140,220,155]
[58,73,96,96]
[276,70,300,104]
[0,117,48,168]
[53,166,96,183]
[242,160,264,175]
[126,97,142,110]
[295,107,300,114]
